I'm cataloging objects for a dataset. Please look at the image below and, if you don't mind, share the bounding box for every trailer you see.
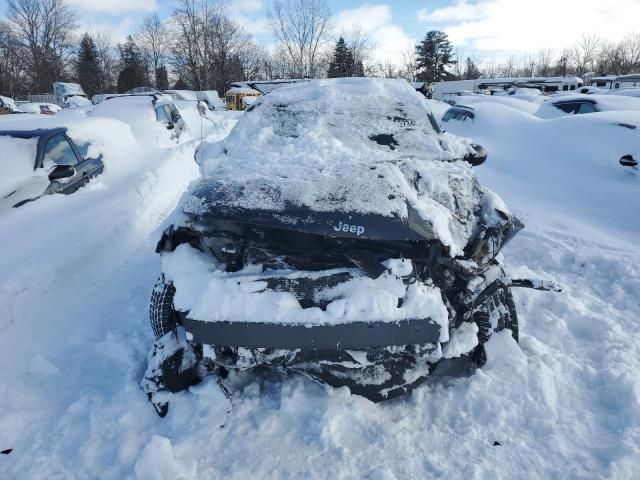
[590,74,640,90]
[431,76,584,100]
[29,83,89,108]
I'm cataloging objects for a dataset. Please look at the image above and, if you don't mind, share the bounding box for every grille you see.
[261,272,354,309]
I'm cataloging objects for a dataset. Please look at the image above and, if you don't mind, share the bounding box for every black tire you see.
[150,274,178,339]
[470,284,518,366]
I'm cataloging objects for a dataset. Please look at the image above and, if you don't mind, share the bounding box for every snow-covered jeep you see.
[142,78,545,416]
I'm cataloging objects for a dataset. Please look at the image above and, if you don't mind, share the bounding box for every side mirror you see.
[48,164,75,181]
[464,144,488,166]
[166,121,175,130]
[620,155,638,169]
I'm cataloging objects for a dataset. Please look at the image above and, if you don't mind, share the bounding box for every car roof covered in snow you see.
[89,95,161,123]
[553,93,640,111]
[191,78,487,256]
[0,127,65,138]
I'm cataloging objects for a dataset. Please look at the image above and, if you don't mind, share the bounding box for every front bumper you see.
[180,313,442,349]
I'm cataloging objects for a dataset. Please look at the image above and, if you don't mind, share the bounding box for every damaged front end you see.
[142,189,556,416]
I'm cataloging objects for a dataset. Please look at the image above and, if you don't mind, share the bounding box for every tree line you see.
[1,0,640,99]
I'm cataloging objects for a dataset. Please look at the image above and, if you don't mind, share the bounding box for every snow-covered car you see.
[197,90,225,110]
[443,94,541,115]
[0,95,19,114]
[89,93,188,146]
[0,126,104,210]
[442,102,640,175]
[16,102,61,115]
[141,78,551,416]
[603,88,640,99]
[64,95,92,109]
[536,93,640,118]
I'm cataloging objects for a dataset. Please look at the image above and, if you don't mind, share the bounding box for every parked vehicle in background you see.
[224,87,261,111]
[0,95,19,114]
[432,77,583,100]
[16,102,61,115]
[589,74,640,90]
[163,90,199,102]
[0,125,104,211]
[536,94,640,118]
[89,93,188,146]
[603,88,640,99]
[91,94,125,105]
[196,90,225,110]
[28,83,90,108]
[441,100,640,176]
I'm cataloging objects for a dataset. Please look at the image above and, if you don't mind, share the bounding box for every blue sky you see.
[2,0,639,63]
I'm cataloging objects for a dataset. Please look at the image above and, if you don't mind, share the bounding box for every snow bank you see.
[0,136,38,194]
[195,78,484,256]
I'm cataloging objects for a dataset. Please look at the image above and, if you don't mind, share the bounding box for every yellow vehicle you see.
[224,87,260,111]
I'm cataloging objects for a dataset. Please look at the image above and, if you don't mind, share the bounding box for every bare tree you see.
[93,32,119,93]
[268,0,331,78]
[398,41,418,82]
[137,13,171,89]
[571,33,601,76]
[0,20,27,96]
[536,48,554,76]
[6,0,77,92]
[210,13,254,92]
[340,24,375,76]
[170,0,222,89]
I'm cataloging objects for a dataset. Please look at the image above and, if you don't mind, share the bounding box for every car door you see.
[69,137,104,182]
[42,133,101,195]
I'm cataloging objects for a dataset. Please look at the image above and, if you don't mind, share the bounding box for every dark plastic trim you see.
[180,314,441,349]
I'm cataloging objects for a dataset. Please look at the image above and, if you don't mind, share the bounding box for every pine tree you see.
[415,31,456,83]
[328,37,354,78]
[463,57,482,80]
[117,36,147,93]
[76,34,101,97]
[156,66,169,90]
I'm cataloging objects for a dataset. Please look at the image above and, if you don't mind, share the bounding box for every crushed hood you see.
[190,78,497,255]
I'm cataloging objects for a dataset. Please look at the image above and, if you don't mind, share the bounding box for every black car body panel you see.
[184,179,435,241]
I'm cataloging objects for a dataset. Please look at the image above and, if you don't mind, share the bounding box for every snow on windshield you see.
[0,135,38,195]
[194,78,483,256]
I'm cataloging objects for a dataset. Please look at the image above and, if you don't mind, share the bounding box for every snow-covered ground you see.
[1,101,639,480]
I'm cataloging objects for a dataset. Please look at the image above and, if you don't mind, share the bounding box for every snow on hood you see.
[192,78,487,256]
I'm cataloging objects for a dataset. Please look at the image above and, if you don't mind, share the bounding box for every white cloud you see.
[79,17,138,43]
[417,1,486,23]
[333,5,414,64]
[229,0,263,13]
[65,0,157,13]
[417,0,640,54]
[232,13,270,36]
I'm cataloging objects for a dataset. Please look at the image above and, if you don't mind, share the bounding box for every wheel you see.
[150,274,178,339]
[470,284,519,366]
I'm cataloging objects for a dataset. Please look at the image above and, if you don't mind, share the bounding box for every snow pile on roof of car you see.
[191,78,489,256]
